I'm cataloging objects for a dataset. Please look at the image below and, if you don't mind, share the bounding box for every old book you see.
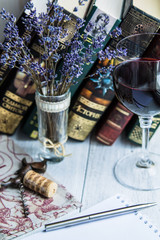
[70,2,122,97]
[0,10,38,135]
[96,99,134,145]
[69,6,121,98]
[67,58,115,141]
[127,115,160,145]
[0,21,46,135]
[108,1,160,54]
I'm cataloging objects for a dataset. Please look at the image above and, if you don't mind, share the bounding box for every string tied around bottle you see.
[43,138,71,158]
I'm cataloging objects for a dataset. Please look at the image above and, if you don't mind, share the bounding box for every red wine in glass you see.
[113,58,160,117]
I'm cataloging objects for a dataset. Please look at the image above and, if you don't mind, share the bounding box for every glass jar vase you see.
[35,88,71,162]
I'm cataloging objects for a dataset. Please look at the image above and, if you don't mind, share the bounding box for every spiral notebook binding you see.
[116,195,160,238]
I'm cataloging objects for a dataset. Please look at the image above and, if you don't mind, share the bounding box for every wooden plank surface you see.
[81,131,160,227]
[12,126,160,230]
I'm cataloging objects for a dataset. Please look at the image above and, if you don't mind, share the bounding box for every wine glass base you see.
[114,151,160,191]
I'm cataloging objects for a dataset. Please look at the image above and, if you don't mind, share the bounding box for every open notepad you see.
[23,195,160,240]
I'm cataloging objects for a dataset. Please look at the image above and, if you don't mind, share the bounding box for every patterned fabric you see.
[0,135,80,239]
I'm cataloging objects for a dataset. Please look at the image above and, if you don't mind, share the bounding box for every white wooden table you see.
[12,125,160,233]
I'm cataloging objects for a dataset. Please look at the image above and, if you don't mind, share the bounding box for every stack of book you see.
[67,0,160,144]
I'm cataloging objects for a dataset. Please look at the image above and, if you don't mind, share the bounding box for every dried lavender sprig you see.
[0,1,124,96]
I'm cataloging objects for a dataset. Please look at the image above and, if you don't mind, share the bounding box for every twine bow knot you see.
[43,138,71,158]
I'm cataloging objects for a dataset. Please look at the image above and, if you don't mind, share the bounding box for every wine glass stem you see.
[136,116,154,168]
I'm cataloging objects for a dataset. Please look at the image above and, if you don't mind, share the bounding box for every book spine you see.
[0,38,38,135]
[96,100,134,145]
[108,5,160,52]
[70,6,121,97]
[127,115,160,145]
[0,11,38,135]
[67,58,115,141]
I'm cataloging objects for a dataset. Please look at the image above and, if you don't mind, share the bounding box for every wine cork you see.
[23,170,58,198]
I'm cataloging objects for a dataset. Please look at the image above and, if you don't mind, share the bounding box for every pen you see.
[45,202,157,232]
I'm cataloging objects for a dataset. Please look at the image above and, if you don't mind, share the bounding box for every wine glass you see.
[113,33,160,191]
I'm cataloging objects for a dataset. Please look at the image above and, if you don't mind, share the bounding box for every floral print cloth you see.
[0,135,80,239]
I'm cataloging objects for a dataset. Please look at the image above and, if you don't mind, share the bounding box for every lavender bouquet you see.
[0,0,122,97]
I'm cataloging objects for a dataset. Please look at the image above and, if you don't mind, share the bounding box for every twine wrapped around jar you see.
[35,88,71,162]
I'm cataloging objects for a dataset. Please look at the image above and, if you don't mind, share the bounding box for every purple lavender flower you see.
[73,7,78,12]
[117,47,127,57]
[0,0,123,96]
[85,21,94,32]
[24,2,34,10]
[110,27,122,38]
[76,18,85,29]
[97,47,117,61]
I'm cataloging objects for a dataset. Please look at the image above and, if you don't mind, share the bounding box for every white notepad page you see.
[23,195,160,240]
